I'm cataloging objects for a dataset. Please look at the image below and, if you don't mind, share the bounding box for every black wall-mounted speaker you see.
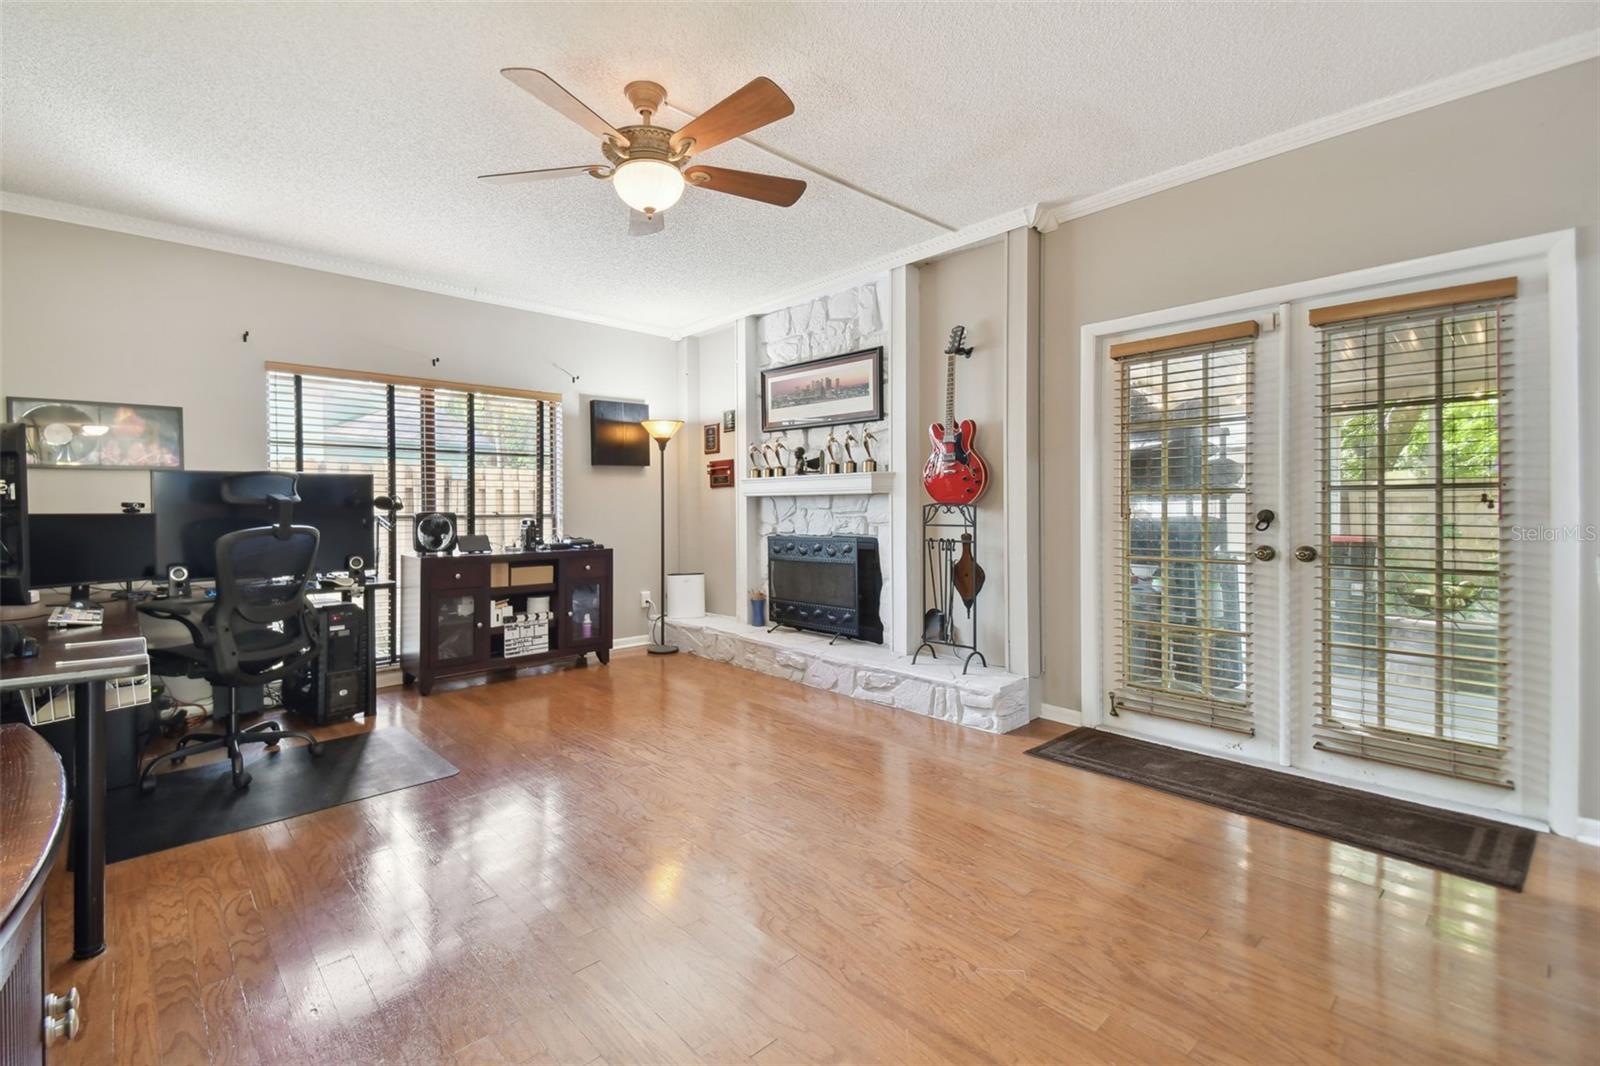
[413,512,458,555]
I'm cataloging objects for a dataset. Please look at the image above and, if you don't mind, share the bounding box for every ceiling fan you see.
[479,70,807,221]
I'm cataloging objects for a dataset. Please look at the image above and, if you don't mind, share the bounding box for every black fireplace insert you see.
[767,534,883,643]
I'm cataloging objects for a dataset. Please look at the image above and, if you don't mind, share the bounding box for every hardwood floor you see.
[45,651,1600,1065]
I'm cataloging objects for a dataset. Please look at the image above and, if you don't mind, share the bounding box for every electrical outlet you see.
[640,590,652,609]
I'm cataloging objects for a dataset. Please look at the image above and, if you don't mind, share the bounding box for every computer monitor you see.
[29,513,159,604]
[151,470,374,579]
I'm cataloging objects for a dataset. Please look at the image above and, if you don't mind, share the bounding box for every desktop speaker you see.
[283,602,371,725]
[413,512,458,555]
[0,422,29,605]
[166,563,191,598]
[344,553,367,574]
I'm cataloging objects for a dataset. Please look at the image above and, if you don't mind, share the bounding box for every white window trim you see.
[1077,230,1581,836]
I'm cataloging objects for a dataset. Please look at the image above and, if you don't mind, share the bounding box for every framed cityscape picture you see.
[760,347,883,432]
[5,396,184,469]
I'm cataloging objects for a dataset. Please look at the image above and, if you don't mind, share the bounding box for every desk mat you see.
[1026,728,1536,890]
[106,728,458,863]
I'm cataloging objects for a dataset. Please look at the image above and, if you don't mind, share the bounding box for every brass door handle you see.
[1294,545,1318,563]
[1253,545,1276,561]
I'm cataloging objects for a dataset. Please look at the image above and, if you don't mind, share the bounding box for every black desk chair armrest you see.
[137,598,216,650]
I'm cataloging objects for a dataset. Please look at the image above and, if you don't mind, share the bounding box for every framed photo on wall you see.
[5,396,184,469]
[760,347,884,432]
[703,422,720,454]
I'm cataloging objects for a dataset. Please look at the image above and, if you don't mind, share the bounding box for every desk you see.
[0,601,147,959]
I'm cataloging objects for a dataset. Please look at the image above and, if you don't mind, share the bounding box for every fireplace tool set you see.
[913,502,987,673]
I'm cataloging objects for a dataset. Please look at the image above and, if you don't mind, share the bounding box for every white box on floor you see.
[666,572,705,619]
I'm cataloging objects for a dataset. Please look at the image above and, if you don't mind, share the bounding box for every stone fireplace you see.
[754,278,895,631]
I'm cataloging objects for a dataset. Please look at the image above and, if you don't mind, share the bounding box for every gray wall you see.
[676,325,738,616]
[0,212,682,641]
[1040,60,1600,814]
[916,239,1010,665]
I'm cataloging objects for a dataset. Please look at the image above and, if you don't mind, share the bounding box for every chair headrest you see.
[220,471,300,506]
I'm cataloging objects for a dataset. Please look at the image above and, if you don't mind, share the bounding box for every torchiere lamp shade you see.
[641,419,684,442]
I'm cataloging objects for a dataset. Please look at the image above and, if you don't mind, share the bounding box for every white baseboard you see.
[1577,817,1600,847]
[614,634,651,651]
[1037,702,1081,727]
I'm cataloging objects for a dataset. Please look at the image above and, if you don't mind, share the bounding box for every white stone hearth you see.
[667,614,1029,734]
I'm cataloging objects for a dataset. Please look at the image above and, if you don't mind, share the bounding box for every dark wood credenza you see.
[400,548,613,695]
[0,725,75,1064]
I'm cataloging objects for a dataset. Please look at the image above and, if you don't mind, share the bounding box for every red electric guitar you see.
[922,325,989,504]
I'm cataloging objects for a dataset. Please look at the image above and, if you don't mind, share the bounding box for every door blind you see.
[267,367,563,664]
[1311,282,1514,785]
[1110,324,1257,734]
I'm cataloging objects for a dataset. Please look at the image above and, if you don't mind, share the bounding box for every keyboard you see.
[48,606,105,628]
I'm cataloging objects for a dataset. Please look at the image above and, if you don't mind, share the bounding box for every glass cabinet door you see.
[434,592,483,665]
[567,583,603,645]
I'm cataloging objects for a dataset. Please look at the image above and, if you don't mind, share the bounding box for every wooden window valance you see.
[1108,320,1260,360]
[1308,277,1517,328]
[263,361,562,404]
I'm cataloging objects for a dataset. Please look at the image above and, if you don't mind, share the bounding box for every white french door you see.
[1098,316,1286,770]
[1087,238,1572,828]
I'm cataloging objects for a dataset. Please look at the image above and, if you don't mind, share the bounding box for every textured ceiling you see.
[2,2,1595,335]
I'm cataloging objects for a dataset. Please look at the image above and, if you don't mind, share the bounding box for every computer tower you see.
[283,602,372,724]
[0,422,30,605]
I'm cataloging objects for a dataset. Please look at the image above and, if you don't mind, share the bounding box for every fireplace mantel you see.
[739,471,895,498]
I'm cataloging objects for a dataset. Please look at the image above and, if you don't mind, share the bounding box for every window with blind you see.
[266,364,562,663]
[1310,280,1514,785]
[1110,321,1257,734]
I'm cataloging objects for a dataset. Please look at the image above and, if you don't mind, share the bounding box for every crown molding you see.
[1037,30,1600,231]
[0,191,679,338]
[670,205,1035,339]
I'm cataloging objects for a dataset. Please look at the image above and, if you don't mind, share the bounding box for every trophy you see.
[843,430,859,473]
[824,431,843,474]
[748,442,768,478]
[861,430,879,472]
[764,440,789,476]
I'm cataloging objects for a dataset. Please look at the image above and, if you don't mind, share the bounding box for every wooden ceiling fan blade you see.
[685,165,806,207]
[478,165,606,184]
[501,68,629,147]
[670,77,793,156]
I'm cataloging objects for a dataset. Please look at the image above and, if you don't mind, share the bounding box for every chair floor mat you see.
[106,728,457,863]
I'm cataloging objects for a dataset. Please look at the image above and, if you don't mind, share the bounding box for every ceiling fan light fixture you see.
[612,157,684,216]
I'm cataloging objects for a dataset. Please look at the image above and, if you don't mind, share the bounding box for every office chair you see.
[138,523,324,791]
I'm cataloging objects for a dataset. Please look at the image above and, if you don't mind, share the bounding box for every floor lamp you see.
[641,418,684,655]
